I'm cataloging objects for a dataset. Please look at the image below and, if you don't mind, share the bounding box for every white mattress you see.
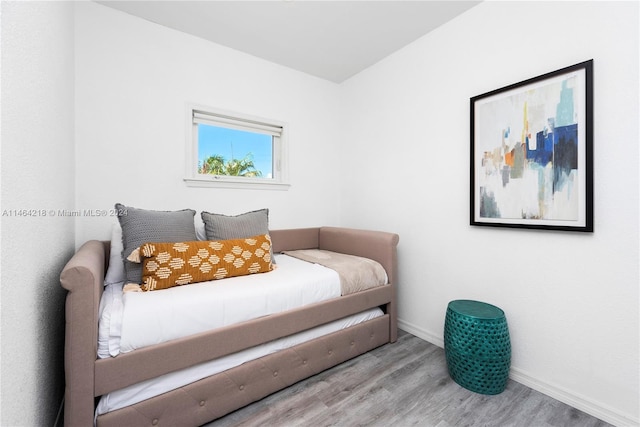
[96,307,383,416]
[98,254,342,358]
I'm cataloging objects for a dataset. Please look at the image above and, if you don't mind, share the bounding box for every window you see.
[185,105,289,189]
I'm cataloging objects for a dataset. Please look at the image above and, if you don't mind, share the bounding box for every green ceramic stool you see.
[444,299,511,395]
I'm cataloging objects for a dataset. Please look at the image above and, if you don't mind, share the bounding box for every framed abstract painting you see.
[470,60,593,232]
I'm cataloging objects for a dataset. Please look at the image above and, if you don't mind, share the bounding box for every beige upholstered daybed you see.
[60,211,399,427]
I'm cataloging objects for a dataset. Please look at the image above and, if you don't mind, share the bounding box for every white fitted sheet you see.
[96,307,383,416]
[98,254,342,357]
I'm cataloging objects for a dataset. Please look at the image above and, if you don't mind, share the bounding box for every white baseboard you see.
[398,318,444,348]
[397,318,639,427]
[509,368,639,427]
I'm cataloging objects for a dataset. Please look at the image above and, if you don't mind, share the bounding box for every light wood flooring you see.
[205,330,611,427]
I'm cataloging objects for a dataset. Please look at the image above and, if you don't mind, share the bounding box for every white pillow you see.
[195,215,207,240]
[98,281,124,358]
[104,223,126,286]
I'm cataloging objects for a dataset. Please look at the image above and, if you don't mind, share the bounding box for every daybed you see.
[60,226,399,427]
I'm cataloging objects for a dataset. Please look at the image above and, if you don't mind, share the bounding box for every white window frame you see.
[184,104,290,190]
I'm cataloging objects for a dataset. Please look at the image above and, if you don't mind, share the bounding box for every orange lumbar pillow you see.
[127,234,273,291]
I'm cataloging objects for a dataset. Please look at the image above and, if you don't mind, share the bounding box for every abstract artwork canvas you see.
[471,60,593,232]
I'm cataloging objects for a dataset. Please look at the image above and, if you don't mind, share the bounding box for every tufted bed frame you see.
[60,226,399,427]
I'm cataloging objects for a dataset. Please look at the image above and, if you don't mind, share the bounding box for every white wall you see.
[74,2,343,245]
[0,1,76,425]
[340,1,639,425]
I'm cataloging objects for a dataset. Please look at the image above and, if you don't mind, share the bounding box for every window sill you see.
[184,177,291,191]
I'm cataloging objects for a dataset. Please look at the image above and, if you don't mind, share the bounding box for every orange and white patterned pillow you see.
[127,234,273,291]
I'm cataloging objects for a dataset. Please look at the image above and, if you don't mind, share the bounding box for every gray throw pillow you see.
[201,208,274,263]
[201,208,269,240]
[115,203,197,284]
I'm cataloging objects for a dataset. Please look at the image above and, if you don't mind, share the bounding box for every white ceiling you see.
[96,1,481,83]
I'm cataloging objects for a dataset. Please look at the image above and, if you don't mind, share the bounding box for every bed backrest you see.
[269,227,320,252]
[270,226,399,288]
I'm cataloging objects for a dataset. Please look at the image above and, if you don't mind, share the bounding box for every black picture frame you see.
[470,60,593,232]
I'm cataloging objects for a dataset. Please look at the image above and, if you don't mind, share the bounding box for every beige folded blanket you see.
[282,249,388,296]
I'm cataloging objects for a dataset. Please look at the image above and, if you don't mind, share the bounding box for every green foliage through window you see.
[198,153,263,177]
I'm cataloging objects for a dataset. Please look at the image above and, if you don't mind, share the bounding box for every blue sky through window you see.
[198,124,273,177]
